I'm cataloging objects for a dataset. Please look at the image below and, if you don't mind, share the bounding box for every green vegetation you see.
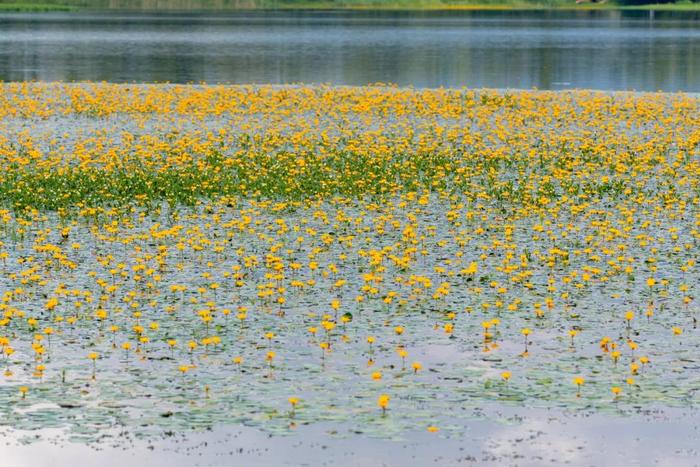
[1,0,700,11]
[0,2,75,10]
[620,1,700,8]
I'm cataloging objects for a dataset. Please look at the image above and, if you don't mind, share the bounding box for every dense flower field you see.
[0,83,699,441]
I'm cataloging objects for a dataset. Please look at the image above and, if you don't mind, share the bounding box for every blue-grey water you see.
[0,10,699,90]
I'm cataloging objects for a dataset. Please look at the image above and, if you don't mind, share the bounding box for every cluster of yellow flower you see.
[0,83,697,439]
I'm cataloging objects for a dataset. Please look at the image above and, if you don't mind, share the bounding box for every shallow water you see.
[1,83,699,465]
[1,10,700,90]
[4,406,700,466]
[2,195,696,443]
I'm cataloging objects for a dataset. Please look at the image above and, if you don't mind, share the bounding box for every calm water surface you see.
[0,10,699,90]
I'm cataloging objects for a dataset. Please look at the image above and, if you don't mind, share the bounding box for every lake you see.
[0,10,699,90]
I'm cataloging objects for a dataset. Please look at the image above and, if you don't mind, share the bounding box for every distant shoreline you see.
[3,2,700,13]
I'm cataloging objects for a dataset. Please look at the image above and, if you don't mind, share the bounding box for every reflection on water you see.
[3,406,700,467]
[0,11,699,90]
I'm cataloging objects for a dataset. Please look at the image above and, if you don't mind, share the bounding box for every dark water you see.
[1,10,699,90]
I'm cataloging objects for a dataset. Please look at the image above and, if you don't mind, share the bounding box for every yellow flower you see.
[377,394,390,412]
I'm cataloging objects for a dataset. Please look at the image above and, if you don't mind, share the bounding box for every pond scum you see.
[0,82,699,442]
